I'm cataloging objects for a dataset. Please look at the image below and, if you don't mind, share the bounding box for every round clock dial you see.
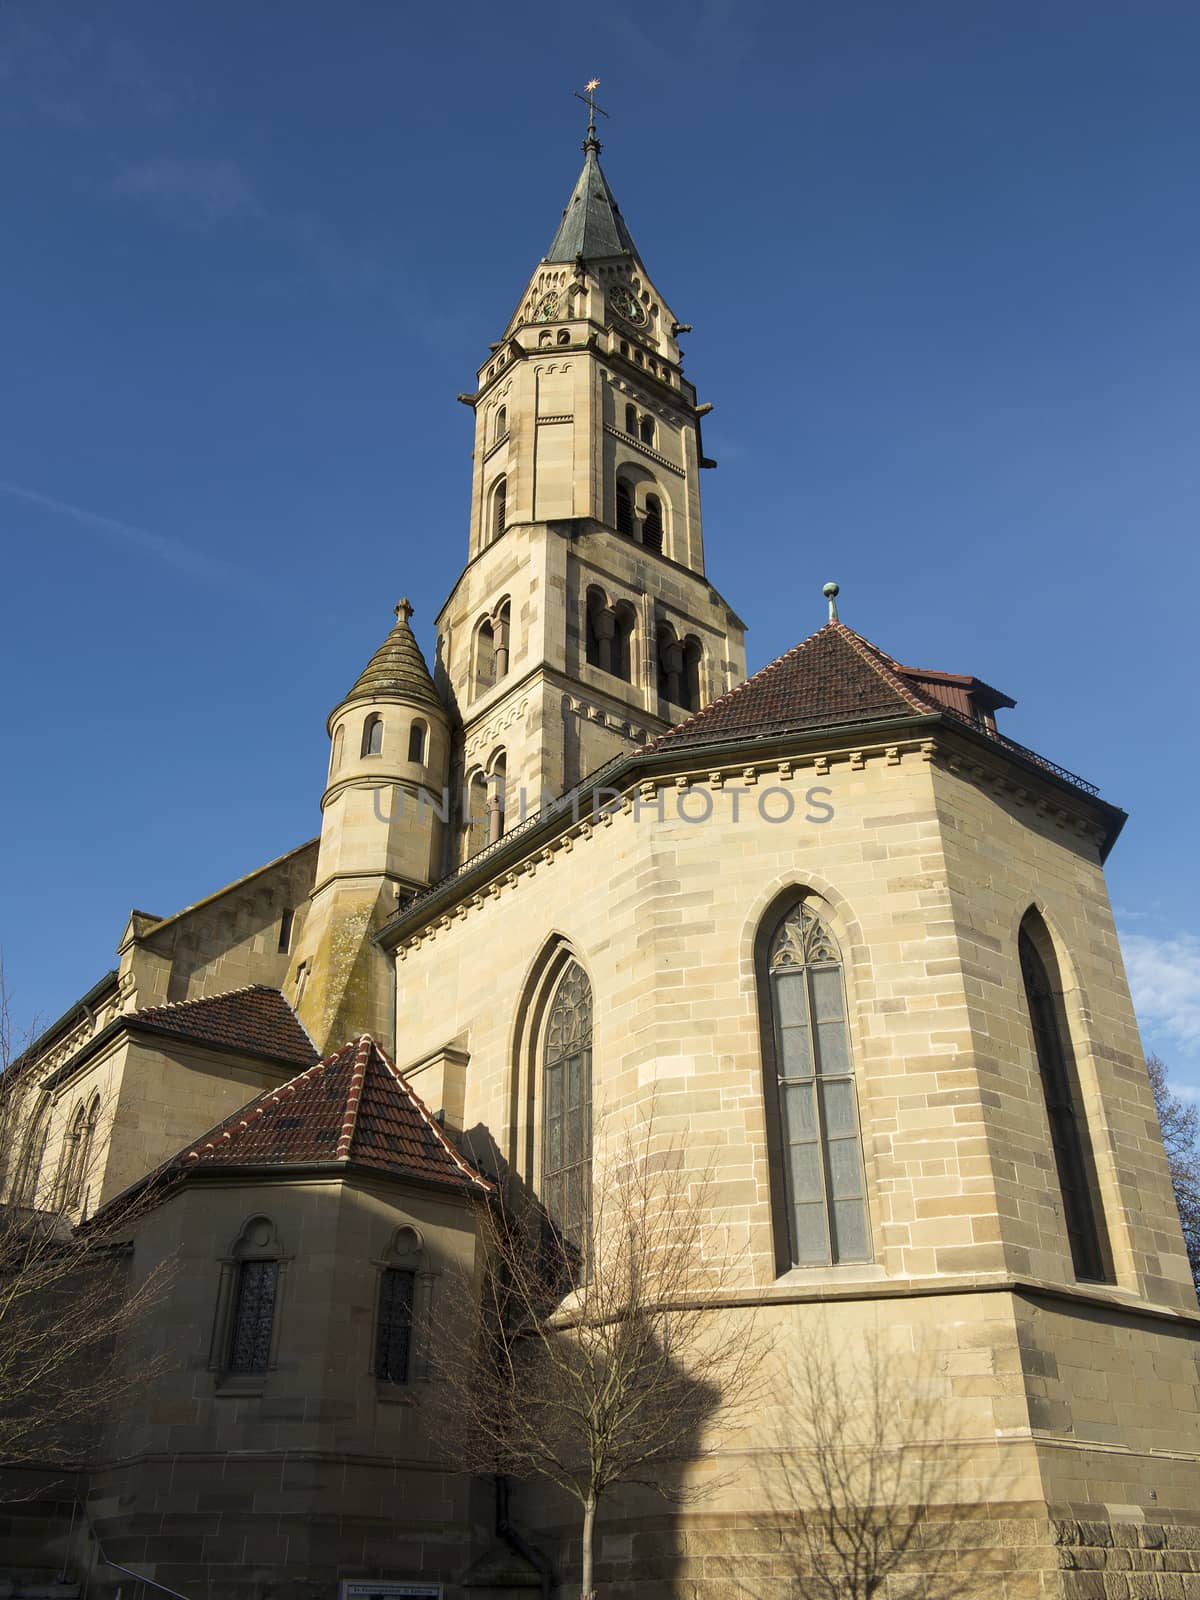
[609,284,647,326]
[534,290,560,323]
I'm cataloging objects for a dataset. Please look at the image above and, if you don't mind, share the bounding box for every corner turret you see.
[288,602,450,1054]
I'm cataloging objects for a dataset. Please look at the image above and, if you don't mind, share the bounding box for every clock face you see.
[534,291,560,323]
[609,284,647,326]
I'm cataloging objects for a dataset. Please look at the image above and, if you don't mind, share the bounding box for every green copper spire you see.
[546,89,643,265]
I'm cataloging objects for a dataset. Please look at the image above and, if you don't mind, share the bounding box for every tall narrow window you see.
[278,907,294,954]
[374,1267,416,1383]
[640,415,655,447]
[474,617,496,697]
[542,961,593,1252]
[77,1096,100,1214]
[682,636,702,712]
[491,478,507,543]
[408,720,428,764]
[362,714,384,757]
[228,1260,278,1374]
[14,1100,51,1208]
[329,725,344,777]
[616,481,634,537]
[612,603,635,683]
[56,1104,86,1208]
[1019,921,1110,1282]
[494,405,507,444]
[642,494,664,554]
[625,402,637,435]
[764,903,869,1268]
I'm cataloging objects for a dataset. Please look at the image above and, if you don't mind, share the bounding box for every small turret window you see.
[362,714,384,757]
[640,415,655,447]
[329,725,344,777]
[408,720,428,765]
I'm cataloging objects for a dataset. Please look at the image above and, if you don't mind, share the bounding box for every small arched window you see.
[625,403,638,435]
[682,635,702,712]
[474,616,496,697]
[329,725,344,777]
[762,901,869,1269]
[616,481,635,538]
[362,714,384,758]
[374,1225,424,1385]
[464,770,489,863]
[543,960,593,1252]
[1019,918,1111,1282]
[408,720,428,765]
[222,1216,282,1376]
[612,603,636,683]
[539,330,552,347]
[642,494,664,554]
[494,406,507,444]
[490,478,507,543]
[585,589,606,669]
[557,329,570,346]
[640,415,655,447]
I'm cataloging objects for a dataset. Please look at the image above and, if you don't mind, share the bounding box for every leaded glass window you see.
[767,904,870,1266]
[374,1267,416,1383]
[227,1260,277,1373]
[1019,926,1110,1282]
[542,960,593,1251]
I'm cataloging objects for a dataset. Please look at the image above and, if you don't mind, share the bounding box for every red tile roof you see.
[131,985,318,1069]
[649,621,955,751]
[169,1034,490,1193]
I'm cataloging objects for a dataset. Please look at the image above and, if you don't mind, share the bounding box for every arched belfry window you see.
[1019,919,1111,1282]
[542,960,592,1253]
[490,477,507,544]
[763,902,869,1269]
[642,494,664,554]
[615,481,634,538]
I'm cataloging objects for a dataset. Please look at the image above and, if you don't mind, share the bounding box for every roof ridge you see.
[336,1036,372,1160]
[829,622,941,716]
[135,982,278,1020]
[368,1036,493,1191]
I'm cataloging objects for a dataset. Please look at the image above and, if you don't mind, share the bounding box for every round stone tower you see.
[289,600,451,1054]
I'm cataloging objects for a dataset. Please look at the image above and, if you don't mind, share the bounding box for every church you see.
[4,105,1199,1600]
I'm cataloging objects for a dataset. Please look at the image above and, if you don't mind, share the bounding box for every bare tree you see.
[760,1327,972,1600]
[433,1111,763,1600]
[0,969,170,1472]
[1147,1054,1200,1296]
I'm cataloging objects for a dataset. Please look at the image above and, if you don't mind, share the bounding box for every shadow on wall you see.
[442,1117,748,1600]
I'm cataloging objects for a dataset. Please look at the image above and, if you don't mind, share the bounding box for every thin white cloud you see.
[0,480,250,588]
[1121,929,1200,1061]
[112,157,259,226]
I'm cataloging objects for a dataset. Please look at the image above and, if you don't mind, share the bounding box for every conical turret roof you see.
[338,599,441,713]
[546,143,642,264]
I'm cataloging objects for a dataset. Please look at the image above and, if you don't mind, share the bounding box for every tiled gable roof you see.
[131,985,318,1069]
[649,621,948,752]
[172,1035,490,1193]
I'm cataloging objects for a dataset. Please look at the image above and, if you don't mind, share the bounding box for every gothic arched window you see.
[542,960,593,1252]
[616,481,634,537]
[55,1103,86,1208]
[1019,918,1111,1282]
[13,1098,50,1208]
[642,494,664,554]
[763,902,870,1268]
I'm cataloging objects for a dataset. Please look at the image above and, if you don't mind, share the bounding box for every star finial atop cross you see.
[574,78,609,153]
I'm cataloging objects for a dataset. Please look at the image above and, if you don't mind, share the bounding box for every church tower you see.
[435,101,747,857]
[288,600,450,1053]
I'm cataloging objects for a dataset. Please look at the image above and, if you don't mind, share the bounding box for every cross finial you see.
[574,78,609,154]
[394,597,414,627]
[822,581,840,623]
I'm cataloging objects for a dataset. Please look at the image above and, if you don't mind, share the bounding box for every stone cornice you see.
[603,422,686,477]
[376,711,1125,953]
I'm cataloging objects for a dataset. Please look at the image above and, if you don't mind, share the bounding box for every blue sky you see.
[1,2,1197,1088]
